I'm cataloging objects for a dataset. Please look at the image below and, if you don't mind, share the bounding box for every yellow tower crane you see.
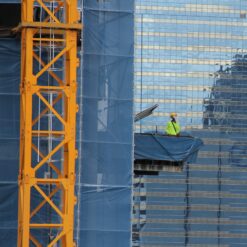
[17,0,81,245]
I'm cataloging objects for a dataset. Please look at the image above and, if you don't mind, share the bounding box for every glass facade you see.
[133,0,247,246]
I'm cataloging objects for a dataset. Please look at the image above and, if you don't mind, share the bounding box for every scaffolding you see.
[17,0,81,245]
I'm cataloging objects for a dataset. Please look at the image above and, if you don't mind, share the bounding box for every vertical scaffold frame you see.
[17,0,81,245]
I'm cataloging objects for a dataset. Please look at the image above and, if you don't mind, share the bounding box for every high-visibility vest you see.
[165,121,180,135]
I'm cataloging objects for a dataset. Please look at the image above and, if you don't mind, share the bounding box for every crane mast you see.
[17,0,81,245]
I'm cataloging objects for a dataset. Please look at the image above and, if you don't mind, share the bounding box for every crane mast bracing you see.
[17,0,81,245]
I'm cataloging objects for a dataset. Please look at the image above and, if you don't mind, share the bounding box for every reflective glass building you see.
[133,0,247,246]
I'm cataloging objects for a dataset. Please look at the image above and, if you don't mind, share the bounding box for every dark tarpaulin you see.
[134,133,203,163]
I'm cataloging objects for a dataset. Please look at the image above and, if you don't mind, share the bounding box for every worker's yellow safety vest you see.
[165,121,181,136]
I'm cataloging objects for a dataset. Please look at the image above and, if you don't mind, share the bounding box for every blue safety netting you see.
[77,1,134,246]
[134,133,203,163]
[0,39,20,246]
[0,1,19,3]
[0,0,134,246]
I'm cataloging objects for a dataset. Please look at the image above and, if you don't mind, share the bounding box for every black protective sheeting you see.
[134,133,203,163]
[0,4,20,27]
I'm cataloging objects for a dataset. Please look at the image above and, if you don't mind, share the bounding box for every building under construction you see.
[1,0,247,247]
[0,0,134,246]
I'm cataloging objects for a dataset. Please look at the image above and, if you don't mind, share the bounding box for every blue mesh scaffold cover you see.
[76,1,134,247]
[0,0,19,3]
[0,39,20,246]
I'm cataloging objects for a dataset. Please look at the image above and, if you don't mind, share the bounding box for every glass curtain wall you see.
[134,0,247,246]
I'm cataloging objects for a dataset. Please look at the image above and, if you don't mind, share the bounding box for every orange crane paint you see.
[17,0,81,245]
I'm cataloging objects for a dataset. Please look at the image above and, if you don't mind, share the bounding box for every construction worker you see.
[166,112,181,136]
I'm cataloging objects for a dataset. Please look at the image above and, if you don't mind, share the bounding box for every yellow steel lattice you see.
[17,0,81,245]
